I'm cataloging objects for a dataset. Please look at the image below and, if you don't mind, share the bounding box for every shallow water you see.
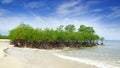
[57,40,120,68]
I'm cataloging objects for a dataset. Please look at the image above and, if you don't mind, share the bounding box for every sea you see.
[55,40,120,68]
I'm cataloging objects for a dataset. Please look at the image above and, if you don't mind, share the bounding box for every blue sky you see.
[0,0,120,40]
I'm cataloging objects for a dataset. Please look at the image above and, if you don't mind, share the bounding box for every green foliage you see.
[65,24,75,32]
[9,23,100,43]
[57,25,64,31]
[0,34,9,39]
[100,37,104,43]
[78,25,99,41]
[9,23,34,41]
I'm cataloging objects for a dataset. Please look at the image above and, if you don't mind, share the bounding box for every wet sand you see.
[0,39,98,68]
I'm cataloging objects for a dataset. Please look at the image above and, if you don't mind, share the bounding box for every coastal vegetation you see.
[100,37,104,45]
[9,23,100,49]
[0,34,9,39]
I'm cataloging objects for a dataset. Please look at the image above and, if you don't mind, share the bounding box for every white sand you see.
[0,39,23,68]
[0,39,98,68]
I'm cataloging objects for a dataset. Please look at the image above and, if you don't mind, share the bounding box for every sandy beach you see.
[0,39,98,68]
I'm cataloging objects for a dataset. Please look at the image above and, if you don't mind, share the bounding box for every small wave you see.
[54,53,119,68]
[5,48,28,62]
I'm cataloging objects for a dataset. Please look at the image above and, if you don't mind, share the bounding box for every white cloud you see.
[0,9,8,16]
[56,0,104,17]
[107,7,120,19]
[0,17,26,30]
[56,0,88,16]
[24,1,45,8]
[86,0,103,6]
[1,0,13,4]
[93,9,103,12]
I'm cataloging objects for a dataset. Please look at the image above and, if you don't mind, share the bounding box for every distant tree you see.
[87,27,95,34]
[0,34,1,38]
[78,25,99,43]
[78,25,86,33]
[65,24,75,32]
[57,25,64,31]
[78,25,94,34]
[9,23,34,41]
[0,34,9,39]
[100,37,104,45]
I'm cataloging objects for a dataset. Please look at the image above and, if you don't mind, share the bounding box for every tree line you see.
[0,34,8,39]
[9,23,101,49]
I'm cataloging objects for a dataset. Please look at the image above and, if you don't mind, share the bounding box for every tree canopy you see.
[9,23,101,49]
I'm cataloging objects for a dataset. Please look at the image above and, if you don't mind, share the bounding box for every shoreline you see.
[0,39,98,68]
[0,43,23,68]
[5,47,98,68]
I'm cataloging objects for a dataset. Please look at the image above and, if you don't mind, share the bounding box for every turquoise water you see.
[57,40,120,68]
